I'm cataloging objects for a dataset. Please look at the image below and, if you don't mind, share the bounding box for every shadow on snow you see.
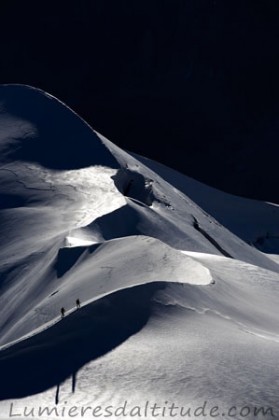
[0,282,165,402]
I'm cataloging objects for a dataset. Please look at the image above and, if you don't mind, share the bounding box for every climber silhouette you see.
[61,307,65,318]
[76,299,81,309]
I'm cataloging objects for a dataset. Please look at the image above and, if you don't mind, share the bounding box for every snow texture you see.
[0,85,278,419]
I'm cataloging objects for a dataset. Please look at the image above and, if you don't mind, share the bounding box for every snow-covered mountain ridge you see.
[0,85,278,419]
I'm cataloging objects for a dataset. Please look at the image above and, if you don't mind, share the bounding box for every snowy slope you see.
[0,85,279,419]
[135,155,279,253]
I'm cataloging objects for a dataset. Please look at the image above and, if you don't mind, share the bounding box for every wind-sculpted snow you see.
[0,85,279,418]
[0,236,212,348]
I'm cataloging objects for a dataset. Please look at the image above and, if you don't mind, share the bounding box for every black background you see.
[0,1,278,202]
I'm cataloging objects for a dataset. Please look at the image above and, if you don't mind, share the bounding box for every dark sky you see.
[0,1,279,202]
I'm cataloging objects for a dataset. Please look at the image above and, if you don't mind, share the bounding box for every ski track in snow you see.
[166,300,279,344]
